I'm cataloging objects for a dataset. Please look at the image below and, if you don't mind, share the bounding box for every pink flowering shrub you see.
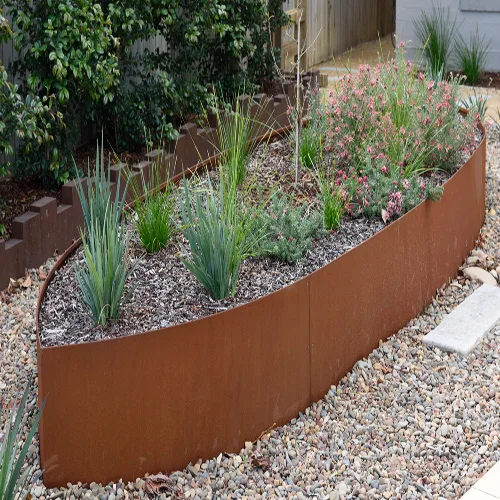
[321,44,479,221]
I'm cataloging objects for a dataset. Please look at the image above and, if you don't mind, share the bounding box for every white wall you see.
[396,0,500,71]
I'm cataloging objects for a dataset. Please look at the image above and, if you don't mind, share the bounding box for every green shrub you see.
[75,139,137,326]
[5,0,119,186]
[0,18,61,180]
[178,174,254,300]
[455,28,490,85]
[0,381,45,500]
[254,193,323,263]
[413,3,458,75]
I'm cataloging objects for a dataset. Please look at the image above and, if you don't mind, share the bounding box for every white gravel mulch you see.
[1,129,500,499]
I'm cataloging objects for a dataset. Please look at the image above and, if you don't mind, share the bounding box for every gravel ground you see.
[0,129,499,499]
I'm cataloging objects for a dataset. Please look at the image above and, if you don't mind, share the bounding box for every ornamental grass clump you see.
[213,93,270,186]
[455,28,490,85]
[0,381,45,500]
[178,174,254,300]
[129,152,176,253]
[412,3,458,76]
[298,85,326,169]
[75,139,138,326]
[254,193,323,263]
[315,164,346,231]
[322,43,479,222]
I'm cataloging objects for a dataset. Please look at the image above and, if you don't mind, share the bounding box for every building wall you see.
[396,0,500,71]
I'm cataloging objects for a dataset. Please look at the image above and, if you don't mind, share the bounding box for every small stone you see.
[440,424,449,437]
[467,256,480,265]
[478,445,488,455]
[463,267,497,286]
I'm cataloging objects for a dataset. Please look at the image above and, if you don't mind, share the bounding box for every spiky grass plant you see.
[75,138,138,326]
[315,164,345,231]
[459,87,489,122]
[213,94,270,186]
[129,151,176,253]
[413,3,458,76]
[178,173,254,300]
[299,130,322,169]
[0,381,45,500]
[298,85,326,170]
[455,28,490,85]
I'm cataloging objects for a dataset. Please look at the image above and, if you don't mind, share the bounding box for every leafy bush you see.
[178,175,253,300]
[0,17,62,180]
[339,157,443,222]
[97,0,288,153]
[319,44,478,221]
[75,139,137,326]
[455,28,490,85]
[1,381,45,500]
[4,0,288,174]
[254,193,323,263]
[412,3,458,75]
[5,0,119,186]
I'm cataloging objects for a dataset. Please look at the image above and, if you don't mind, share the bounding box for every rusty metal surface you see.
[38,277,311,486]
[37,128,485,487]
[310,129,486,400]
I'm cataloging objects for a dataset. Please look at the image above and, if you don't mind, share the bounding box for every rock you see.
[463,267,497,286]
[467,256,480,265]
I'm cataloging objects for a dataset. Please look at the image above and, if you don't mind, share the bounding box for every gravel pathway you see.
[1,129,500,499]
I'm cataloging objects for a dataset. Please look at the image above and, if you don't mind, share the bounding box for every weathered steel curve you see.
[36,126,486,487]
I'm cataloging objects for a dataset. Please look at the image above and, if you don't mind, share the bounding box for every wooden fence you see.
[281,0,394,69]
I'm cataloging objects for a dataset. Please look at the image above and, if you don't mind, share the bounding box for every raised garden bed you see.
[36,124,485,487]
[35,50,488,486]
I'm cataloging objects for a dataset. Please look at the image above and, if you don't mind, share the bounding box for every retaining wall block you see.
[178,123,200,171]
[62,180,85,233]
[196,128,218,164]
[12,212,41,269]
[56,204,76,254]
[109,162,129,201]
[31,197,58,264]
[4,239,25,288]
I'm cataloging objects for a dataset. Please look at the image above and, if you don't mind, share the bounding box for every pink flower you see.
[381,166,387,174]
[398,41,406,49]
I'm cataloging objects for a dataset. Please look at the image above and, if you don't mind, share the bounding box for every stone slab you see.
[460,461,500,499]
[423,284,500,356]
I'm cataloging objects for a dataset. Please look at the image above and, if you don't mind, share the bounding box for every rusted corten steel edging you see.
[0,71,319,290]
[36,125,486,487]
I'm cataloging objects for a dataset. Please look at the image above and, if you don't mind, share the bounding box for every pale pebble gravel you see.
[1,128,500,499]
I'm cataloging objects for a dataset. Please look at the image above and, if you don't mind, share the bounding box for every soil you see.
[464,72,500,90]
